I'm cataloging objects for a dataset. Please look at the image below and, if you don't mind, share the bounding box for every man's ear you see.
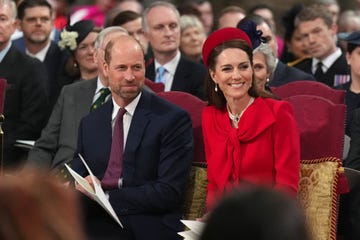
[103,61,109,78]
[15,19,22,31]
[330,23,338,36]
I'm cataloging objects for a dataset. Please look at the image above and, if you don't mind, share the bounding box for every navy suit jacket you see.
[73,90,193,240]
[269,60,315,87]
[12,38,69,108]
[146,55,206,100]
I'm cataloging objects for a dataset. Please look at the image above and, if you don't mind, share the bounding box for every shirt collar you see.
[313,48,342,72]
[111,91,142,121]
[154,50,181,76]
[0,42,12,63]
[26,40,51,62]
[95,76,107,93]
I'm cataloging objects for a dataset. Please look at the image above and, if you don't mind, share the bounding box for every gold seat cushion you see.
[298,157,342,240]
[183,163,208,220]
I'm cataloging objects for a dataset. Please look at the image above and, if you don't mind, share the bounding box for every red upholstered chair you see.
[284,94,346,160]
[284,94,348,240]
[0,78,7,174]
[145,79,164,93]
[271,80,345,104]
[157,91,207,163]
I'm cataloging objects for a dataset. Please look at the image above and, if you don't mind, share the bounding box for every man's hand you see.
[75,175,101,198]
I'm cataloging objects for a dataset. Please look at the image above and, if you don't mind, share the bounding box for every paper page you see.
[65,164,95,195]
[180,220,205,235]
[14,140,35,149]
[66,154,123,228]
[178,230,199,240]
[15,140,35,146]
[78,154,123,228]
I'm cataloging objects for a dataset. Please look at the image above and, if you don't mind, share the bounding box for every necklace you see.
[228,97,254,128]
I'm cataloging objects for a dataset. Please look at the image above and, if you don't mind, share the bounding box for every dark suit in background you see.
[292,54,349,87]
[0,45,49,167]
[27,78,97,170]
[72,90,193,240]
[12,38,69,109]
[338,108,360,240]
[146,55,206,100]
[269,60,315,87]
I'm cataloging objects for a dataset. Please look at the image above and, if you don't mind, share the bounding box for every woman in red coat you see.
[201,28,300,210]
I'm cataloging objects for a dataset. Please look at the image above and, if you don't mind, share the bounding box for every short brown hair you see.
[294,5,333,28]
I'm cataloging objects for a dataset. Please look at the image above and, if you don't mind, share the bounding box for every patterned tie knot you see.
[156,66,166,83]
[91,88,111,110]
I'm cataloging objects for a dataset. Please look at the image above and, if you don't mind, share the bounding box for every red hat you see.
[202,27,252,67]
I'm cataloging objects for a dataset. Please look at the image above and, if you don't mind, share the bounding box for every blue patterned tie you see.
[155,66,166,83]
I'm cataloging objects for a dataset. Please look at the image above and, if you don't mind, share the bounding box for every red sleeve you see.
[272,101,300,196]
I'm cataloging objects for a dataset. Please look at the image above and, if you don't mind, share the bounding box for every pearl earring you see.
[215,83,218,92]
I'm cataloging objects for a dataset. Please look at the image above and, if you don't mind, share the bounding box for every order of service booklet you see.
[65,154,123,228]
[178,220,205,240]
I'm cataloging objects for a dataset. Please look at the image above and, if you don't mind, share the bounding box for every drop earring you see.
[215,83,218,92]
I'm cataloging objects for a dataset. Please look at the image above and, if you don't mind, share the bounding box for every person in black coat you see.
[0,0,49,168]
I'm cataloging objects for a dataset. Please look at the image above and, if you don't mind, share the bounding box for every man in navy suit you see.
[13,0,69,109]
[72,35,193,239]
[143,1,206,100]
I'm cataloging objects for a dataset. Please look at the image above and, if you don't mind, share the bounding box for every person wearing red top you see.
[201,28,300,210]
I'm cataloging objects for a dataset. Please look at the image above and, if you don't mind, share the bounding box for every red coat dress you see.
[202,97,300,209]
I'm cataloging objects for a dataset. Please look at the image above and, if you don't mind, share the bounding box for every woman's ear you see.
[209,69,216,83]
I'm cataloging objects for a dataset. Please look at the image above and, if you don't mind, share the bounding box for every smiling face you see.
[103,35,145,107]
[210,48,253,102]
[74,31,98,77]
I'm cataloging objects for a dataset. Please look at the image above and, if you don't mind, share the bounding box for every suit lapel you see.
[145,61,156,81]
[74,78,97,126]
[272,61,286,84]
[125,90,152,154]
[171,56,189,91]
[1,46,16,69]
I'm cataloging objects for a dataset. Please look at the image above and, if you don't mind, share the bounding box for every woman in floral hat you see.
[58,20,99,83]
